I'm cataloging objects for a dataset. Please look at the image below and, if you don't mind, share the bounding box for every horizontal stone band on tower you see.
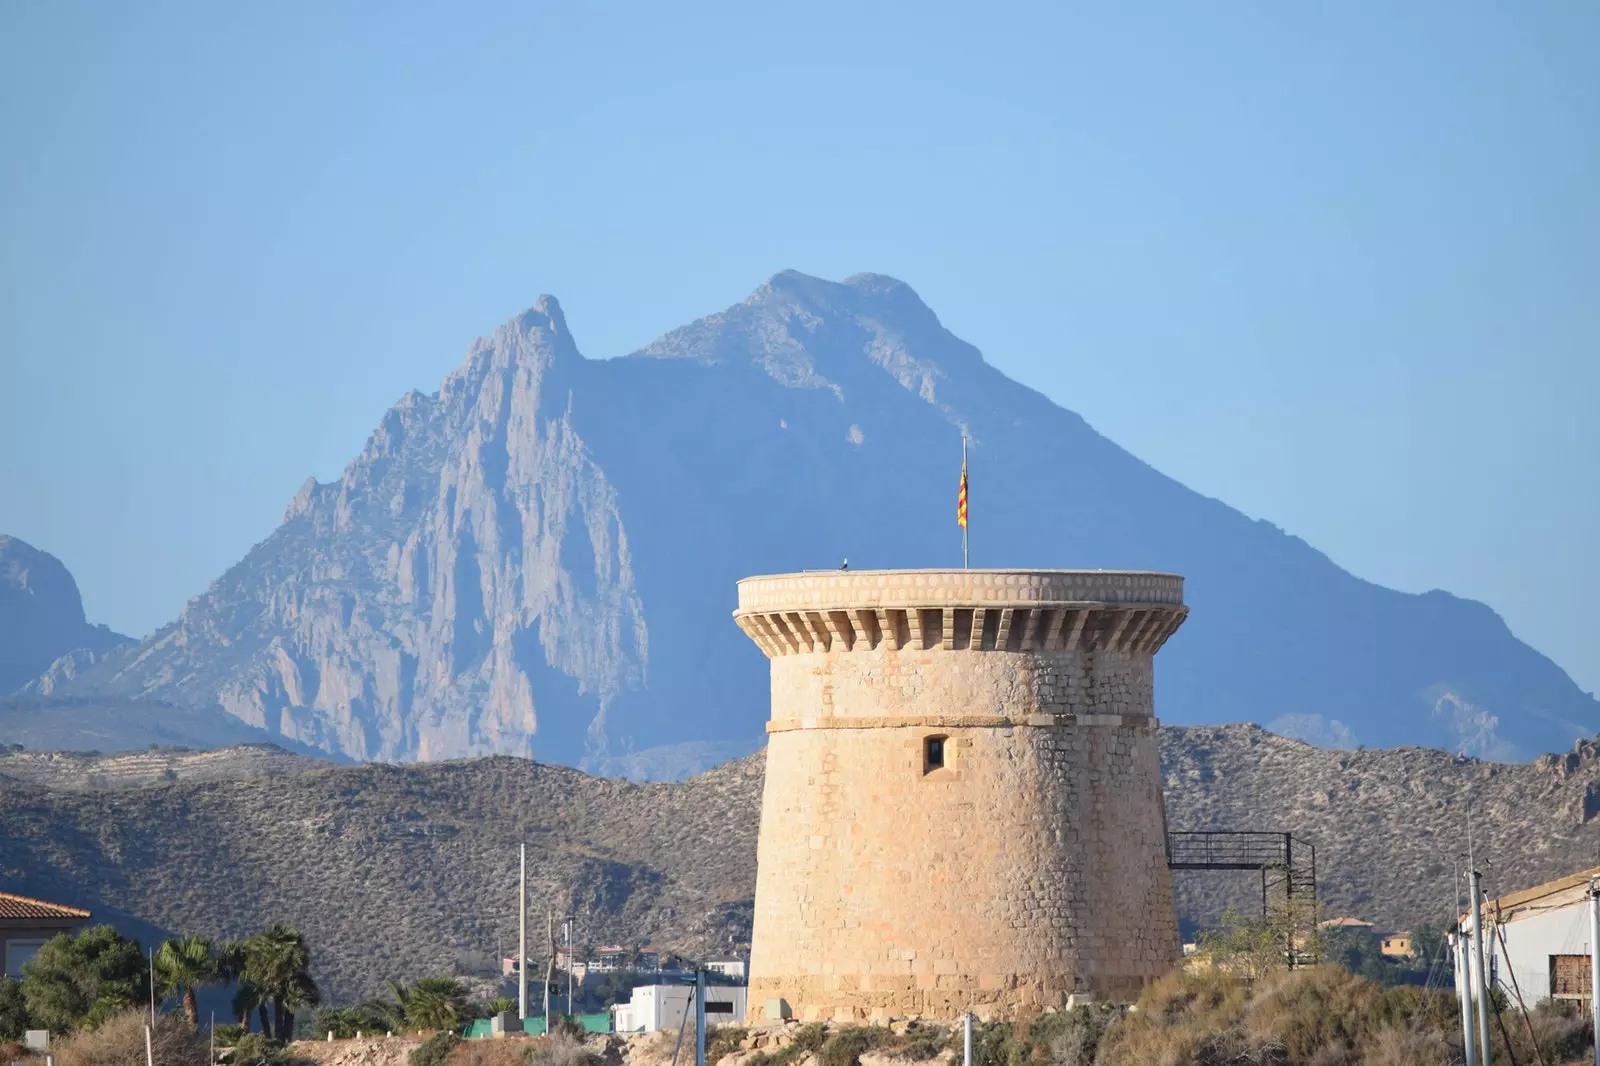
[734,569,1186,658]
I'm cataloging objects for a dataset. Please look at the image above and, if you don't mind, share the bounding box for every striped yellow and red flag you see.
[957,452,969,528]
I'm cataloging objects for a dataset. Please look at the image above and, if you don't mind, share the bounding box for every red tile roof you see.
[0,891,92,921]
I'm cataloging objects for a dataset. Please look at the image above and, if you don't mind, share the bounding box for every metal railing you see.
[1168,830,1296,870]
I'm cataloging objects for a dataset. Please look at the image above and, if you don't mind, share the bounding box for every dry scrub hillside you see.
[0,742,325,791]
[0,752,763,1002]
[4,725,1600,1001]
[1166,725,1600,934]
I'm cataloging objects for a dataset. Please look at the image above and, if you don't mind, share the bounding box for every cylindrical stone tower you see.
[733,569,1188,1024]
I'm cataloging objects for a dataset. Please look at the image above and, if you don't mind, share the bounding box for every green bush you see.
[819,1026,891,1066]
[743,1021,827,1066]
[229,1032,286,1066]
[890,1024,947,1062]
[0,976,28,1041]
[411,1031,461,1066]
[706,1025,747,1065]
[20,926,148,1033]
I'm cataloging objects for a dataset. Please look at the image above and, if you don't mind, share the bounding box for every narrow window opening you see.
[924,735,947,774]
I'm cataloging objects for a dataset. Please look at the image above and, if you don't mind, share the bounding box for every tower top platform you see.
[734,569,1185,658]
[736,569,1183,610]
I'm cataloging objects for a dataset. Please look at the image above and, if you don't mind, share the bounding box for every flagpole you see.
[962,436,969,570]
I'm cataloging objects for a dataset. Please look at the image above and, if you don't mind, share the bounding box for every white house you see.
[611,983,748,1033]
[1460,864,1598,1008]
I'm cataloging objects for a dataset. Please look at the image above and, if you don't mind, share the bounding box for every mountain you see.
[34,272,1597,768]
[0,695,351,760]
[4,727,1599,1002]
[0,535,131,694]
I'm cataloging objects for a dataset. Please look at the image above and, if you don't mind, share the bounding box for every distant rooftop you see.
[0,890,92,921]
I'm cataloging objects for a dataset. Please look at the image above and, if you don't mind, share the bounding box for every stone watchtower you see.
[733,569,1188,1023]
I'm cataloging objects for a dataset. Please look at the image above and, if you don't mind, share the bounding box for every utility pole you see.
[1455,868,1477,1066]
[544,909,555,1023]
[149,948,157,1027]
[695,967,707,1066]
[565,919,574,1015]
[962,1011,973,1066]
[1467,822,1492,1066]
[1589,876,1600,1066]
[519,844,528,1020]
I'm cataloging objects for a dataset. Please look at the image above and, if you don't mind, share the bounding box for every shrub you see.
[53,1009,207,1066]
[1027,1005,1120,1066]
[705,1025,747,1065]
[1524,998,1593,1063]
[412,1031,462,1066]
[229,1032,286,1066]
[888,1023,947,1062]
[445,1039,533,1066]
[0,977,29,1041]
[744,1022,827,1066]
[820,1026,891,1066]
[1094,965,1471,1066]
[21,926,148,1034]
[213,1023,247,1047]
[523,1032,600,1066]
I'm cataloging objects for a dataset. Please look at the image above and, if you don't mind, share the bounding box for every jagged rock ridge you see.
[33,272,1599,767]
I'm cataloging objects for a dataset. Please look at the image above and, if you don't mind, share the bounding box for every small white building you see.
[611,983,748,1033]
[1459,865,1599,1008]
[705,959,746,981]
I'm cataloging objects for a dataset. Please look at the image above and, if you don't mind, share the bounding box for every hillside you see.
[4,726,1599,1003]
[0,696,351,760]
[30,272,1597,770]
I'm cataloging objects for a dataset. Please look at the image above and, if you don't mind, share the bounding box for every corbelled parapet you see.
[735,569,1185,658]
[737,568,1187,1024]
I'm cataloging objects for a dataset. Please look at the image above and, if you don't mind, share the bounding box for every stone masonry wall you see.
[738,570,1185,1025]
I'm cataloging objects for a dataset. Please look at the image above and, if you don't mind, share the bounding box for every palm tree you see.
[373,977,469,1033]
[155,935,220,1027]
[242,924,320,1040]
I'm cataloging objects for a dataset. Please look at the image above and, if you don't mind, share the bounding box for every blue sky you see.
[1,2,1596,694]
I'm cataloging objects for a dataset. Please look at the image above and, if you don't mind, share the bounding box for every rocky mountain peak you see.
[1,535,131,695]
[30,272,1599,771]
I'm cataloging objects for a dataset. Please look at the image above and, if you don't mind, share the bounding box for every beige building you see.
[734,568,1188,1022]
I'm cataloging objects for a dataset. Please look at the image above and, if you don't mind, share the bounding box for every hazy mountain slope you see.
[0,535,130,694]
[0,696,347,761]
[3,727,1596,1002]
[40,272,1597,766]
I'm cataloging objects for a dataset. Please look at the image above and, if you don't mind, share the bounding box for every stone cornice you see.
[734,569,1187,659]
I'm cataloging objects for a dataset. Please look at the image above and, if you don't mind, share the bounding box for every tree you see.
[314,1005,380,1039]
[373,977,469,1033]
[0,976,29,1041]
[155,935,220,1027]
[20,925,148,1033]
[1195,908,1289,981]
[241,925,319,1040]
